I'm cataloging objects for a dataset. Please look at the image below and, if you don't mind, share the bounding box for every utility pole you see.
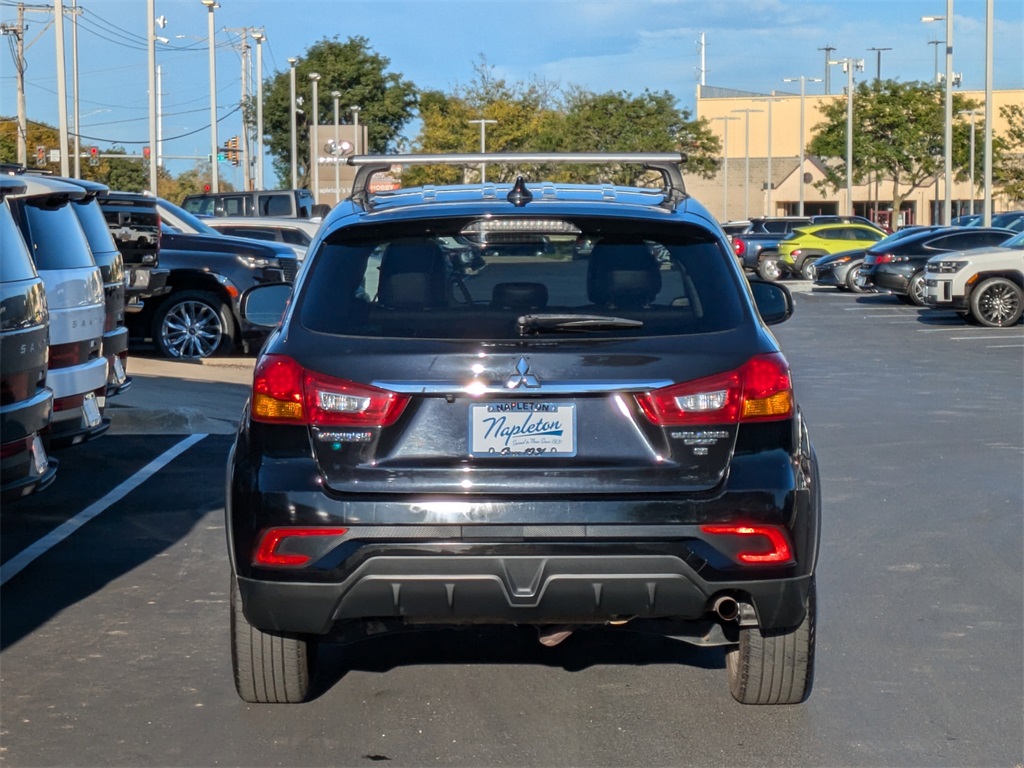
[227,27,252,189]
[288,57,298,189]
[829,57,865,216]
[867,46,891,84]
[783,76,822,217]
[202,0,219,193]
[818,45,836,94]
[54,0,70,176]
[252,29,265,189]
[1,6,28,165]
[147,0,158,194]
[70,0,80,177]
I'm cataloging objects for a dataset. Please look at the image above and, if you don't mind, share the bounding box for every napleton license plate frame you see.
[82,392,102,428]
[468,402,577,458]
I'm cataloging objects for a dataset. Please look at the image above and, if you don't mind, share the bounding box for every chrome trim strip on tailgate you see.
[371,379,674,395]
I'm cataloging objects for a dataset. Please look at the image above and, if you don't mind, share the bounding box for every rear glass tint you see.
[0,203,37,282]
[298,217,745,340]
[13,199,95,270]
[72,198,118,254]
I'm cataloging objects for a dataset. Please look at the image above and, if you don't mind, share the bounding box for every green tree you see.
[995,103,1024,203]
[808,80,982,217]
[261,36,417,190]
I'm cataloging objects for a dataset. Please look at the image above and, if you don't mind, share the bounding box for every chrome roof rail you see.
[348,152,687,210]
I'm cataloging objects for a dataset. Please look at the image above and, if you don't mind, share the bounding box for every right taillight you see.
[635,353,793,425]
[733,239,746,256]
[873,253,894,264]
[251,354,409,427]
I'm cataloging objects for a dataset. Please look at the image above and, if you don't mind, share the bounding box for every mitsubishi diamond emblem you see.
[506,357,540,389]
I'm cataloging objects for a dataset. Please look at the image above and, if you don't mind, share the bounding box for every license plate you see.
[31,435,48,477]
[82,392,102,428]
[469,402,576,457]
[112,355,126,384]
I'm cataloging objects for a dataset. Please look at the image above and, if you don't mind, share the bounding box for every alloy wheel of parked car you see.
[758,258,782,281]
[907,271,928,307]
[154,290,235,359]
[846,265,867,293]
[800,260,816,281]
[970,277,1023,328]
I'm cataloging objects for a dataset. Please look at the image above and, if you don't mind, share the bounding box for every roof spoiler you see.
[348,152,687,210]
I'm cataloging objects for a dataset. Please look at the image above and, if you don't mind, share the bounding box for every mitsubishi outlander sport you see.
[227,153,821,706]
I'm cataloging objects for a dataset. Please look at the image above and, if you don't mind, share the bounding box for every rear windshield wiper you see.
[516,313,644,336]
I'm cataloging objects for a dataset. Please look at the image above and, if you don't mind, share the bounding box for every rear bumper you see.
[237,541,814,636]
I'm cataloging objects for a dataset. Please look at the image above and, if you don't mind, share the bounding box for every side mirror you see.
[749,279,793,325]
[239,283,292,328]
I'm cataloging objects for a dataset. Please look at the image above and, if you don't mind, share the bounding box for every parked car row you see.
[809,225,1022,327]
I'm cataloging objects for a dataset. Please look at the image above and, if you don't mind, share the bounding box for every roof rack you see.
[348,152,687,210]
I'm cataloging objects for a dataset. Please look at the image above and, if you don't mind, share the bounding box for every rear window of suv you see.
[298,216,745,340]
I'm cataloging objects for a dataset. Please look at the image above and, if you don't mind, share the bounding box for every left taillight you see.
[251,354,410,427]
[635,353,793,426]
[700,524,795,565]
[253,526,348,567]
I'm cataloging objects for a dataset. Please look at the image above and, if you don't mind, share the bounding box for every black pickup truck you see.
[105,195,299,359]
[97,192,170,309]
[731,217,812,280]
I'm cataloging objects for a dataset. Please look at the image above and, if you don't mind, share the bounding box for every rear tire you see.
[726,578,816,705]
[153,290,236,360]
[846,264,867,293]
[906,271,927,307]
[231,576,316,703]
[800,260,816,281]
[758,258,782,282]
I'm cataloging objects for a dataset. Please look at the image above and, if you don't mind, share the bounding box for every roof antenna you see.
[507,176,533,207]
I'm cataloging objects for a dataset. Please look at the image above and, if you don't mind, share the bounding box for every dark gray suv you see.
[227,153,820,706]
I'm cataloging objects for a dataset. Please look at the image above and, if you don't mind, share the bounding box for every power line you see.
[70,103,241,144]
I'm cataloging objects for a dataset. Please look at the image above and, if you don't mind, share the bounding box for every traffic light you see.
[228,136,239,166]
[88,147,99,166]
[143,146,151,161]
[36,146,45,167]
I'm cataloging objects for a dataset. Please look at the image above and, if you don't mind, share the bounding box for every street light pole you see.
[331,90,340,203]
[54,0,70,177]
[309,72,321,202]
[147,0,158,194]
[983,0,993,226]
[468,118,497,182]
[252,29,265,190]
[71,0,80,177]
[958,109,980,215]
[351,105,361,155]
[731,108,762,220]
[783,76,822,216]
[923,3,954,224]
[828,57,864,216]
[867,46,892,83]
[288,57,298,189]
[712,116,739,221]
[202,0,219,193]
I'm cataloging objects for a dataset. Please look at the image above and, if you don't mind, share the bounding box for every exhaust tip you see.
[712,595,740,622]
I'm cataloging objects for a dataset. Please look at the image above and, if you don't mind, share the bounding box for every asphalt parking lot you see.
[1,283,1021,767]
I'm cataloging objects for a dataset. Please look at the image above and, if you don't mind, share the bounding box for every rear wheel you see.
[231,576,316,703]
[726,578,815,705]
[970,277,1023,327]
[906,271,927,307]
[800,259,816,281]
[758,258,782,282]
[846,264,867,293]
[153,290,236,359]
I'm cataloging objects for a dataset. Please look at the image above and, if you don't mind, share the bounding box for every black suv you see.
[227,153,820,706]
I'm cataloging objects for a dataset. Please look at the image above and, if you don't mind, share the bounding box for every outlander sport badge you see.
[506,357,540,389]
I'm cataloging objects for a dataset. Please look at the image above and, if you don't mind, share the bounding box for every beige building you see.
[690,86,1023,227]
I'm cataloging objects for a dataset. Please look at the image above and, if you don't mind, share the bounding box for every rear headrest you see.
[491,282,548,310]
[587,242,662,308]
[377,239,450,309]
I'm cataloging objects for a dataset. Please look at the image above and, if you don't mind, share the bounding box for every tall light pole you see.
[308,72,321,202]
[712,115,739,221]
[867,46,892,83]
[252,29,265,190]
[288,57,298,189]
[783,76,822,216]
[923,3,954,224]
[818,45,836,94]
[958,109,980,215]
[754,95,776,215]
[468,118,497,182]
[54,0,70,176]
[147,0,158,194]
[927,39,943,83]
[983,0,993,226]
[731,108,762,220]
[331,90,340,202]
[829,57,864,216]
[71,0,80,177]
[351,105,361,155]
[202,0,219,193]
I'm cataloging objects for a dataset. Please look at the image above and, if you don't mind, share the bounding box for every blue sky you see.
[2,0,1021,177]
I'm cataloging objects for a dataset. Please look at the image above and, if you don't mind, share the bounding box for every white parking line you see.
[0,433,208,587]
[950,335,1024,341]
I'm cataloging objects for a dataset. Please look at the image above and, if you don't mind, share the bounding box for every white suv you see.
[923,230,1023,327]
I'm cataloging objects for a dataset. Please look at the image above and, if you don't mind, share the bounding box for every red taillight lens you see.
[251,354,410,427]
[635,353,793,425]
[733,239,746,256]
[1,370,33,405]
[700,524,795,565]
[0,436,31,460]
[873,253,894,264]
[253,526,348,566]
[48,341,89,370]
